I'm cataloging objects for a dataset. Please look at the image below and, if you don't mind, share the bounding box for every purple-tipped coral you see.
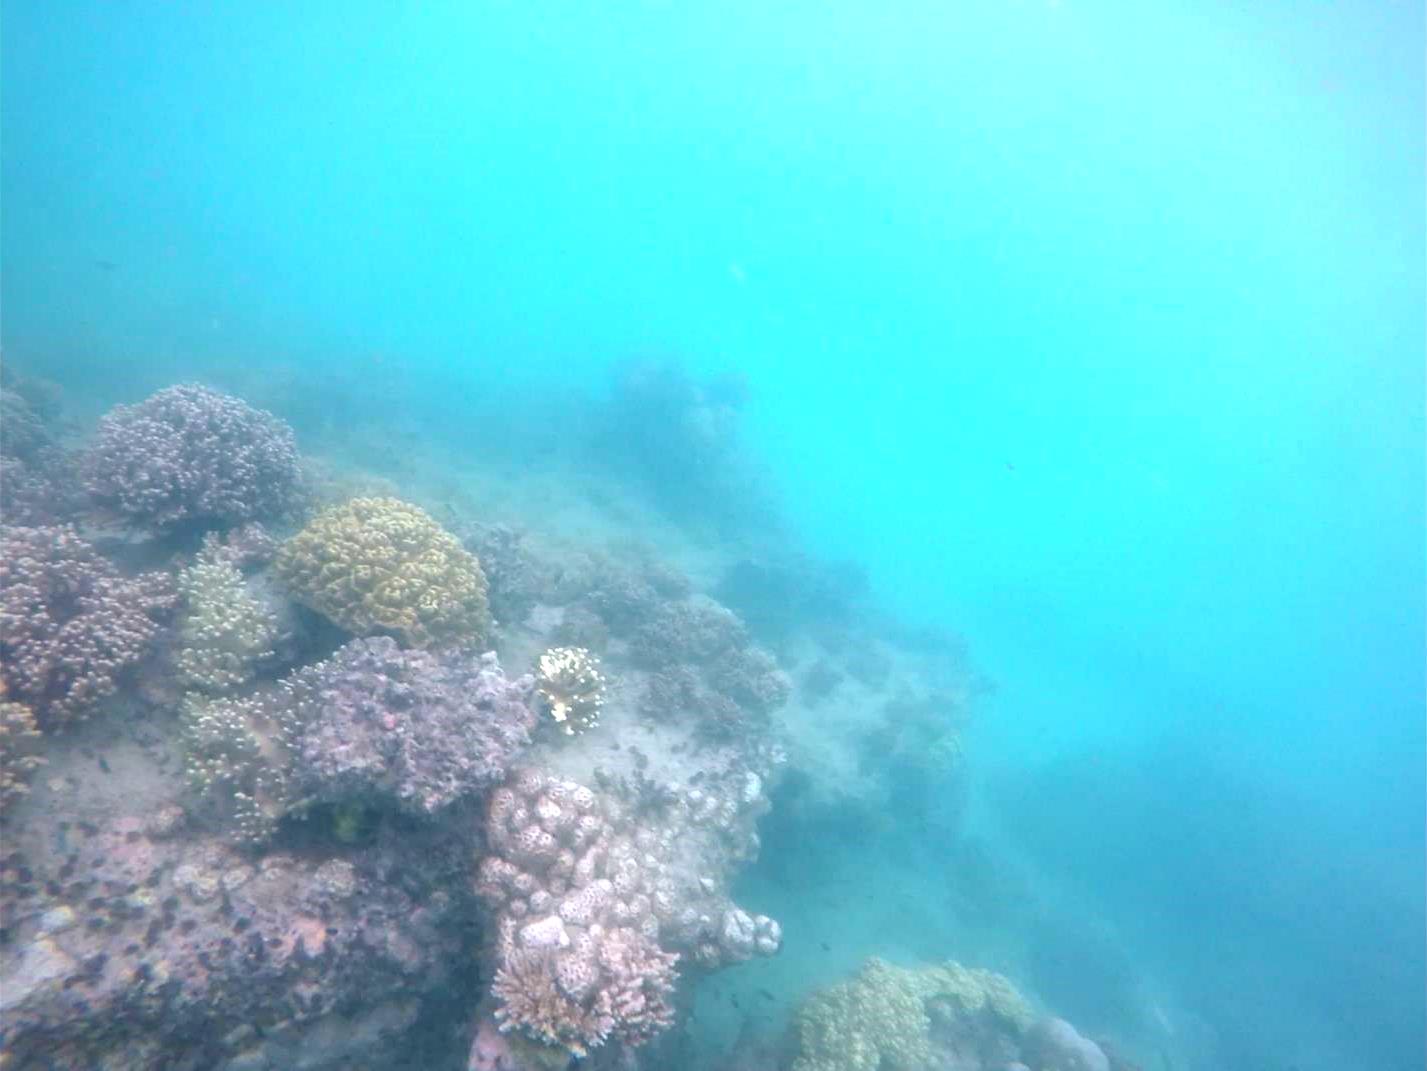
[289,637,537,815]
[0,525,174,728]
[82,384,301,528]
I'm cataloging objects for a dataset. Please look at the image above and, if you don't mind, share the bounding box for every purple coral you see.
[82,384,301,528]
[289,637,537,815]
[0,526,174,728]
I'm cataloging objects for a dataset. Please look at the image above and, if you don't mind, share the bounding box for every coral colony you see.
[0,377,1131,1071]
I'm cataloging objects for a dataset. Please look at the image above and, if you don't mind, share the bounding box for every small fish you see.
[98,756,111,774]
[820,941,831,952]
[96,260,119,272]
[730,994,741,1009]
[1005,461,1016,472]
[758,988,775,1001]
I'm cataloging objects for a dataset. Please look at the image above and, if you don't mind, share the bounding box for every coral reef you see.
[628,596,747,669]
[287,637,536,815]
[0,685,44,813]
[475,768,782,1057]
[82,383,302,529]
[460,522,558,629]
[276,496,493,649]
[0,525,174,728]
[0,747,480,1071]
[0,386,50,459]
[790,956,1032,1071]
[707,644,792,715]
[476,770,679,1056]
[174,545,279,693]
[535,647,606,736]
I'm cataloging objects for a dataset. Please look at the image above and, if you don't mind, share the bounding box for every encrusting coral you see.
[287,637,536,815]
[174,544,278,693]
[82,383,302,529]
[790,956,1032,1071]
[275,496,493,649]
[535,646,606,736]
[0,525,175,728]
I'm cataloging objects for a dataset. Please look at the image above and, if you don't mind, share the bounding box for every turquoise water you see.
[3,3,1423,1070]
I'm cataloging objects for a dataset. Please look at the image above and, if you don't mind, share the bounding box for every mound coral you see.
[0,525,174,728]
[535,647,606,736]
[287,637,536,815]
[476,770,680,1056]
[0,685,44,813]
[791,956,1032,1071]
[276,497,493,649]
[82,384,301,529]
[174,545,278,693]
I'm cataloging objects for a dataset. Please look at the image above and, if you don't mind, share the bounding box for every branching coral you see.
[0,525,174,728]
[275,497,492,649]
[175,546,278,693]
[82,384,301,529]
[790,956,1032,1071]
[535,647,606,736]
[181,692,302,846]
[0,685,44,813]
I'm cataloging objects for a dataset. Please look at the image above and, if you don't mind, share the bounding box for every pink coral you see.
[82,384,301,528]
[0,525,174,728]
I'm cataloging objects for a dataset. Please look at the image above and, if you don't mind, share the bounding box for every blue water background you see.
[4,3,1423,1068]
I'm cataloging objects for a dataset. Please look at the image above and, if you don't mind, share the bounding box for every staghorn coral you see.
[535,647,606,736]
[180,691,303,846]
[0,685,44,813]
[174,545,279,693]
[791,956,1032,1071]
[82,384,301,529]
[287,637,536,815]
[0,525,174,729]
[276,496,492,649]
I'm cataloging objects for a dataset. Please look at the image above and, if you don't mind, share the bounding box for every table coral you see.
[0,525,174,728]
[82,383,301,529]
[276,497,492,649]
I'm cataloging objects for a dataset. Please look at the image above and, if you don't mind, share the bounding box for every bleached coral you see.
[535,647,606,736]
[174,546,278,693]
[0,686,44,813]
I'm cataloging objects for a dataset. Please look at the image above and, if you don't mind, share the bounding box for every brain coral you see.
[275,497,493,649]
[82,384,301,529]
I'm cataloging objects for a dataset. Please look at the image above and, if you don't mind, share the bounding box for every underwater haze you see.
[3,3,1423,1071]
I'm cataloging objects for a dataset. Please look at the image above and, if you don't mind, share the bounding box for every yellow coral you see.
[791,956,1031,1071]
[275,497,492,649]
